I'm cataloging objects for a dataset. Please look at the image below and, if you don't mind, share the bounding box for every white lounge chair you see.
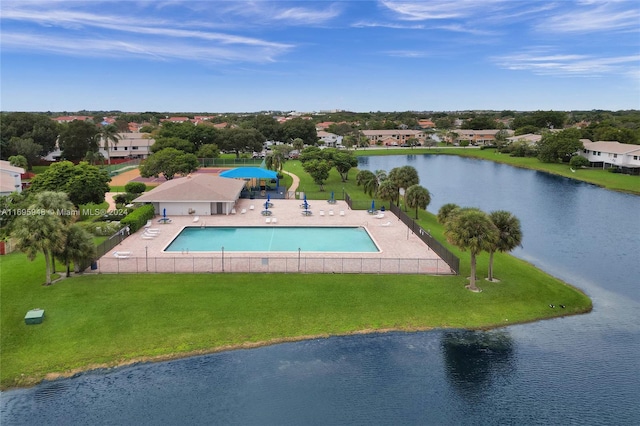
[271,217,278,224]
[265,218,271,224]
[113,251,131,259]
[375,213,385,219]
[193,216,199,223]
[319,210,325,216]
[328,210,334,216]
[380,221,392,227]
[249,205,255,210]
[144,220,152,228]
[241,208,247,214]
[145,228,160,233]
[339,210,345,216]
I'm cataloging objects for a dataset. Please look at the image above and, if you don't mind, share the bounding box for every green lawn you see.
[1,212,591,389]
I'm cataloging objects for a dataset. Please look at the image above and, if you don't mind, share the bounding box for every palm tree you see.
[55,224,96,277]
[12,208,66,285]
[356,170,379,197]
[437,203,461,225]
[487,210,523,281]
[444,208,499,292]
[100,124,121,167]
[265,151,285,172]
[388,166,419,209]
[376,179,399,205]
[405,184,431,219]
[292,138,304,151]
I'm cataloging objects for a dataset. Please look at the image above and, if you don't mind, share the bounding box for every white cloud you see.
[379,0,503,21]
[493,49,640,77]
[539,3,640,33]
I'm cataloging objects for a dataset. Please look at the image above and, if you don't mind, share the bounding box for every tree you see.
[356,170,379,197]
[437,203,460,225]
[487,210,523,282]
[333,152,357,182]
[388,166,419,209]
[58,120,100,161]
[569,155,590,168]
[282,118,318,146]
[444,208,499,292]
[302,159,331,191]
[8,155,27,169]
[196,143,220,159]
[7,137,42,170]
[254,115,282,141]
[292,138,305,151]
[537,128,583,163]
[265,150,286,172]
[151,137,195,153]
[0,112,59,158]
[84,149,105,166]
[55,224,96,277]
[139,148,198,180]
[376,179,399,205]
[124,181,146,194]
[99,124,122,166]
[29,161,111,206]
[220,128,265,158]
[12,192,74,285]
[405,184,431,219]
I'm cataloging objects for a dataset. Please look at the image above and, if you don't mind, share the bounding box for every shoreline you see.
[4,304,592,391]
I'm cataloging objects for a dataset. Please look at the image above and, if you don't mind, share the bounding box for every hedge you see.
[120,204,155,232]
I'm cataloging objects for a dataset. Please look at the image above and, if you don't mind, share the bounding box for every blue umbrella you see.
[371,200,375,212]
[267,194,271,203]
[330,191,335,201]
[163,208,166,218]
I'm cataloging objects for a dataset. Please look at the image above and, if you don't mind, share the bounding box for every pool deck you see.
[99,199,454,275]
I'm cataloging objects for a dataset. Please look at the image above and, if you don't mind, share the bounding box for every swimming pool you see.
[165,226,380,253]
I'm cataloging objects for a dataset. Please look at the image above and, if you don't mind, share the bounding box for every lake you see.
[2,155,639,425]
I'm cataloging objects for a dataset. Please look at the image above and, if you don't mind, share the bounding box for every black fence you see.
[389,203,459,274]
[95,230,129,259]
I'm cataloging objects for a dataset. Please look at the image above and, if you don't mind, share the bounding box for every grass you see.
[1,212,591,389]
[353,147,640,194]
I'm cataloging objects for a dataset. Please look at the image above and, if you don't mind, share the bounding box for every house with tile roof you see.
[317,131,343,147]
[361,129,426,146]
[133,173,246,216]
[580,141,640,174]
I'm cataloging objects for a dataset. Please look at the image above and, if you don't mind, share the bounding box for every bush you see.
[76,221,123,236]
[569,155,590,168]
[120,204,155,232]
[124,181,146,194]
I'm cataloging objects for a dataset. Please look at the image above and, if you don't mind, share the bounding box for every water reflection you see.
[441,330,515,400]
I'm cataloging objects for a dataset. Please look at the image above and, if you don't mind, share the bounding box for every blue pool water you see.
[164,226,380,252]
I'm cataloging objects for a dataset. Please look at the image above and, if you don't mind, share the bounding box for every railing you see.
[389,203,460,274]
[199,158,264,167]
[97,256,455,275]
[95,229,130,259]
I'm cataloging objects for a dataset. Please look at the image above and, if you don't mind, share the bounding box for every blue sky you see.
[1,1,639,113]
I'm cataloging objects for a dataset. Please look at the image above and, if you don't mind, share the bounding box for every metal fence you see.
[389,203,460,274]
[96,230,129,259]
[97,255,454,275]
[199,158,264,167]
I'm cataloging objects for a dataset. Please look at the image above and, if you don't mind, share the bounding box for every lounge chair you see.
[265,218,271,224]
[339,210,345,216]
[328,210,334,216]
[319,210,325,216]
[249,205,255,210]
[144,220,152,228]
[241,208,247,214]
[271,217,278,224]
[193,216,199,223]
[145,228,160,233]
[113,251,131,259]
[375,213,385,219]
[380,221,392,227]
[231,208,236,215]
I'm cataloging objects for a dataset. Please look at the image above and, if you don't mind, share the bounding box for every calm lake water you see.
[2,155,639,425]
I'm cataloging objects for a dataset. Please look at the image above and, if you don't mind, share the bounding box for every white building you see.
[45,132,155,161]
[580,141,640,174]
[317,131,343,147]
[0,160,25,195]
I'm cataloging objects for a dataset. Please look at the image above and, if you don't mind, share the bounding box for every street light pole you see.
[145,245,148,271]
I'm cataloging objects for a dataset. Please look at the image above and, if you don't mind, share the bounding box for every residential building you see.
[361,129,427,146]
[0,160,25,195]
[580,141,640,174]
[317,131,343,147]
[454,129,513,146]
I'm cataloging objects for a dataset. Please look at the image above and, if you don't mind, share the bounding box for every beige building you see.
[361,129,427,146]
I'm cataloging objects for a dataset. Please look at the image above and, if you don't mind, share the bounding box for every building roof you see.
[0,160,26,174]
[583,141,640,155]
[133,174,246,203]
[507,133,542,143]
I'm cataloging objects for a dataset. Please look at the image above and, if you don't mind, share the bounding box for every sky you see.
[1,0,639,113]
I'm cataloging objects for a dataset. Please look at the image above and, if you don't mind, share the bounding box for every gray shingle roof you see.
[133,174,245,203]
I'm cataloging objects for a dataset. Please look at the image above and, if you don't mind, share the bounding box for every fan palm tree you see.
[388,166,419,209]
[444,208,499,292]
[487,210,523,281]
[404,184,431,219]
[265,150,285,172]
[437,203,461,225]
[376,179,399,205]
[100,124,121,167]
[356,170,379,197]
[55,224,96,277]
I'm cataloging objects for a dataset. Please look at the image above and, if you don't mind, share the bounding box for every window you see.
[634,156,638,160]
[132,146,138,150]
[613,154,617,159]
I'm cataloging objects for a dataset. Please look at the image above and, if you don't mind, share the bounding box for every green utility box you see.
[25,309,45,325]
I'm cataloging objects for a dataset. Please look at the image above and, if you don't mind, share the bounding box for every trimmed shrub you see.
[76,221,123,236]
[124,181,146,194]
[120,204,155,232]
[569,155,589,168]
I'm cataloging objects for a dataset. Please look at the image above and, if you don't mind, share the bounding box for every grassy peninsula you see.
[1,206,591,389]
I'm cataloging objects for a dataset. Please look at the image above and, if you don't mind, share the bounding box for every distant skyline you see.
[1,1,639,113]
